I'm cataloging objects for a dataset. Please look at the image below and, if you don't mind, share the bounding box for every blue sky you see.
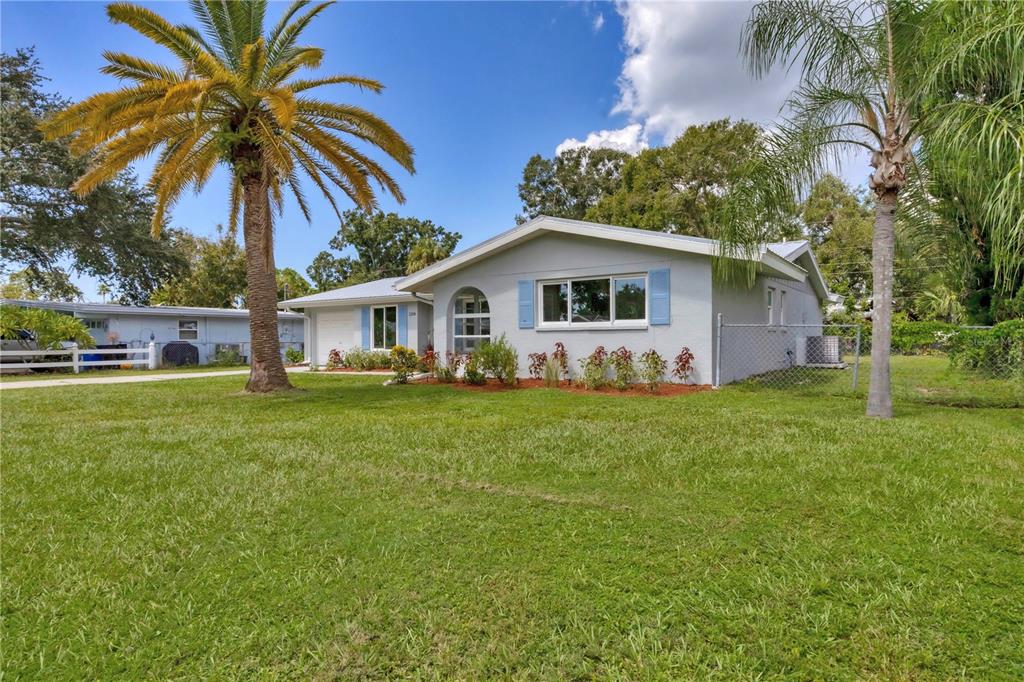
[3,1,851,299]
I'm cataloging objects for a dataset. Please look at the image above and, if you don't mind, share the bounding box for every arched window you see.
[452,287,490,353]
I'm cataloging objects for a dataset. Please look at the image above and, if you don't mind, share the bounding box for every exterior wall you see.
[308,301,433,366]
[81,313,303,365]
[414,300,433,350]
[428,232,715,383]
[711,270,824,384]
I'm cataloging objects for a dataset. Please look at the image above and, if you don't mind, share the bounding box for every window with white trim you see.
[371,305,397,350]
[82,319,108,331]
[178,319,198,340]
[453,288,489,353]
[766,287,775,324]
[779,290,786,324]
[539,274,646,327]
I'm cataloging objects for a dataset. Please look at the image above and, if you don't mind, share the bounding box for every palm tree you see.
[721,0,1024,417]
[97,282,111,304]
[43,0,414,392]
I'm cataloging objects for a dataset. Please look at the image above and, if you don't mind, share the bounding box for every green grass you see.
[735,354,1024,408]
[0,364,250,382]
[3,373,1022,679]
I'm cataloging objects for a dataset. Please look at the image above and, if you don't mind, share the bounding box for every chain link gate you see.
[714,316,863,393]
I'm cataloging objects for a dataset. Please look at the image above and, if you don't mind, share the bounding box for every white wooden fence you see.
[0,342,157,373]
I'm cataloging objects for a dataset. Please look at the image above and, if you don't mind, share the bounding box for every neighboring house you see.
[281,216,832,384]
[278,278,433,366]
[2,299,305,365]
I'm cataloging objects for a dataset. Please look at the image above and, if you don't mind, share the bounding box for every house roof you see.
[278,277,429,309]
[396,216,829,297]
[2,298,305,320]
[765,240,830,299]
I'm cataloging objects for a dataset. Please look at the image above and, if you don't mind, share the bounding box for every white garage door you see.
[315,309,355,365]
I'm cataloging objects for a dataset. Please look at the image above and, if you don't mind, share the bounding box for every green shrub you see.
[477,334,518,386]
[209,347,244,367]
[578,346,609,390]
[0,305,94,349]
[948,320,1024,377]
[284,347,304,364]
[389,344,419,384]
[638,349,667,393]
[343,348,391,371]
[463,353,486,385]
[609,346,636,391]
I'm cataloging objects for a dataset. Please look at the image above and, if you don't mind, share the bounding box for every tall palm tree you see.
[43,0,414,392]
[720,0,1023,417]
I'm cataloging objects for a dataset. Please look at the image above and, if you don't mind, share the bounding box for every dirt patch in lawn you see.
[416,377,711,397]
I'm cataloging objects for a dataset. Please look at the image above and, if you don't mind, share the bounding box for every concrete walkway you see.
[0,366,321,391]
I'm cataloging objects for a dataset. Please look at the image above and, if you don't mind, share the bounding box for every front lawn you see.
[3,374,1022,678]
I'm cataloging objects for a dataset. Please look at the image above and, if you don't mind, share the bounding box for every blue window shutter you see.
[517,280,534,329]
[360,306,371,349]
[649,268,670,325]
[397,304,408,346]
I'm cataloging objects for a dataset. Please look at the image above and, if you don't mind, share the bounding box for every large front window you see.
[372,305,397,349]
[540,275,647,327]
[453,288,490,353]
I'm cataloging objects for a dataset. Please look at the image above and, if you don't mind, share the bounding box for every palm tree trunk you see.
[867,188,897,418]
[241,175,292,393]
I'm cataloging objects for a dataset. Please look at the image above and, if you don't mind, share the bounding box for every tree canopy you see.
[308,211,460,289]
[516,120,799,241]
[0,48,186,304]
[150,229,248,308]
[276,268,313,301]
[516,147,629,224]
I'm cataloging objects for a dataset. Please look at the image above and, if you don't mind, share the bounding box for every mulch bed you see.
[322,368,391,374]
[414,376,711,397]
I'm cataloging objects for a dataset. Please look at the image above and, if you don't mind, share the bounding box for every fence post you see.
[72,346,80,374]
[148,341,157,370]
[714,313,723,388]
[852,326,862,389]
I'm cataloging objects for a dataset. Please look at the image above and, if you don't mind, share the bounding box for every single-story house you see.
[278,277,433,366]
[281,216,832,384]
[2,299,305,366]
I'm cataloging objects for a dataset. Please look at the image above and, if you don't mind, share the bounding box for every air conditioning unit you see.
[802,335,844,368]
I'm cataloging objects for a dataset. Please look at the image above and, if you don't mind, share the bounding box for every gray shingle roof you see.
[279,277,425,307]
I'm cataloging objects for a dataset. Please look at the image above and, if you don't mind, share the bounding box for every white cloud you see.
[559,2,800,156]
[613,1,799,141]
[592,12,605,32]
[556,123,648,155]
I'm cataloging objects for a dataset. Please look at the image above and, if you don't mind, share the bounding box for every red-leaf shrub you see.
[552,342,569,379]
[326,348,342,369]
[672,347,695,382]
[609,346,636,390]
[527,351,548,379]
[420,347,438,373]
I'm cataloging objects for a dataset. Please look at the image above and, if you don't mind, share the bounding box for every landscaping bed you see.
[417,376,712,396]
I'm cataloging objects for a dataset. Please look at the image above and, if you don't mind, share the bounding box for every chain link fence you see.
[716,318,1024,408]
[716,322,863,393]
